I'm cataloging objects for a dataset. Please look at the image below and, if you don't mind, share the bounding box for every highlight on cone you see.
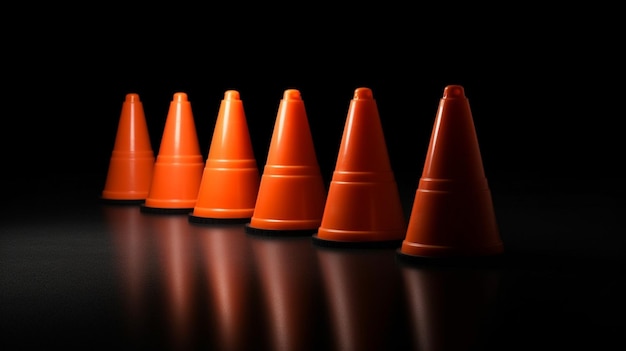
[312,87,406,248]
[245,89,327,236]
[101,93,155,205]
[141,92,204,215]
[397,85,504,262]
[189,90,261,225]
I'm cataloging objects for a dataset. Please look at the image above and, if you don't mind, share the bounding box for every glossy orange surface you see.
[190,90,260,222]
[142,93,204,212]
[399,85,504,258]
[101,93,155,202]
[247,89,327,234]
[314,87,406,246]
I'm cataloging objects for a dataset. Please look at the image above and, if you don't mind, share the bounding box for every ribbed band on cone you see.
[248,89,326,232]
[191,158,259,219]
[316,170,406,242]
[316,87,405,243]
[399,85,503,258]
[399,179,503,257]
[102,150,155,200]
[248,163,326,231]
[143,155,204,209]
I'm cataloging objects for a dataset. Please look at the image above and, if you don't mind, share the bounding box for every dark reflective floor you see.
[1,174,625,351]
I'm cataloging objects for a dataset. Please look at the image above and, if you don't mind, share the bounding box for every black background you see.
[6,5,624,185]
[2,4,625,350]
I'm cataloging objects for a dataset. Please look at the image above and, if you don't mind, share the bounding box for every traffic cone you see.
[141,92,204,214]
[312,87,406,248]
[101,93,155,204]
[398,85,504,261]
[189,90,260,224]
[245,89,326,236]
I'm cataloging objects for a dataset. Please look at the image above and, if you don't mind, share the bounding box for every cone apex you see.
[443,85,465,99]
[283,89,301,100]
[354,87,373,99]
[174,92,188,102]
[224,90,240,100]
[125,93,140,102]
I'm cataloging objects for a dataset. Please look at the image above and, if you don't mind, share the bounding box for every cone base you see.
[140,205,193,215]
[244,224,316,237]
[188,215,250,225]
[396,249,505,269]
[311,234,402,249]
[99,197,145,206]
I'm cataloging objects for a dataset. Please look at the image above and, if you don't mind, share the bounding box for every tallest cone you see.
[398,85,503,260]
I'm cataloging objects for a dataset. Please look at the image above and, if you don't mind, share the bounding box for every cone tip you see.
[125,93,140,102]
[224,90,240,100]
[283,89,302,100]
[173,92,188,102]
[443,85,466,99]
[354,87,373,100]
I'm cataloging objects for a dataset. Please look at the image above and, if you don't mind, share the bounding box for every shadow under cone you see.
[313,87,406,248]
[141,92,204,214]
[189,90,260,225]
[398,85,504,260]
[101,93,155,204]
[245,89,326,236]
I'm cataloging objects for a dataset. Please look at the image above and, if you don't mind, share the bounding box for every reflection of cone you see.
[313,87,406,248]
[245,89,326,236]
[197,225,255,351]
[141,92,204,214]
[399,263,501,351]
[101,93,155,204]
[189,90,260,224]
[398,85,504,260]
[250,235,321,351]
[103,206,151,343]
[316,247,403,351]
[151,215,198,349]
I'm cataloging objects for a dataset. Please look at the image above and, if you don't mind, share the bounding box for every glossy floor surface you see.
[1,174,625,350]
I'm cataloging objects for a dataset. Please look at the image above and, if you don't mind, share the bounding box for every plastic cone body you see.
[247,89,326,233]
[102,93,155,202]
[399,85,503,258]
[190,90,260,222]
[143,93,204,212]
[314,88,406,245]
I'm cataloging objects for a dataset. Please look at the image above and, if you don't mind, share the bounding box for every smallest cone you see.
[189,90,260,225]
[398,85,503,262]
[101,93,155,204]
[141,92,204,215]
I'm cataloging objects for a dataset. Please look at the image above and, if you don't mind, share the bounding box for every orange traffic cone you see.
[101,93,155,204]
[245,89,327,236]
[189,90,260,224]
[141,92,204,214]
[398,85,504,261]
[312,87,406,248]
